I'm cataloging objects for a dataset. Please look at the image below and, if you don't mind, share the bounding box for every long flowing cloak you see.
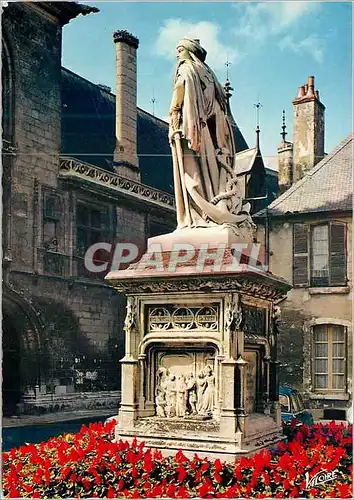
[170,56,245,228]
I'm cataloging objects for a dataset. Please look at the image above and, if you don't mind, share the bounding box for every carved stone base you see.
[148,222,255,251]
[114,414,283,461]
[105,245,291,459]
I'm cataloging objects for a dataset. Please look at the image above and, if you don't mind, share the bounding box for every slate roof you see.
[61,68,174,194]
[255,135,353,218]
[235,147,258,176]
[61,67,251,195]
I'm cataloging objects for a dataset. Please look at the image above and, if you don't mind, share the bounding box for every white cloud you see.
[233,1,319,42]
[155,18,241,71]
[279,34,324,63]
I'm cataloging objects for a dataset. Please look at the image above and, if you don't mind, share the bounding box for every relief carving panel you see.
[154,351,216,419]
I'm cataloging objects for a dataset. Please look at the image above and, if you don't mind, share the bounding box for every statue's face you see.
[176,45,190,62]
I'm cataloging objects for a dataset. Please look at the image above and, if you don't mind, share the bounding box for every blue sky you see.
[62,1,352,169]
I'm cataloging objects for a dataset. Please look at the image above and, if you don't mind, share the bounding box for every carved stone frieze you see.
[59,157,175,210]
[111,277,288,301]
[149,305,218,332]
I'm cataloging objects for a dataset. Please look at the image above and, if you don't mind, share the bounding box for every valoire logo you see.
[305,470,338,488]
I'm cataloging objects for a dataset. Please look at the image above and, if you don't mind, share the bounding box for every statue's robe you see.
[169,57,246,229]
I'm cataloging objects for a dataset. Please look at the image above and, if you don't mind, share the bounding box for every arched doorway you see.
[2,312,21,416]
[2,286,42,415]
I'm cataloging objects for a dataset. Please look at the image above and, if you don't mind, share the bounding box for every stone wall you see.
[1,3,175,414]
[2,3,62,274]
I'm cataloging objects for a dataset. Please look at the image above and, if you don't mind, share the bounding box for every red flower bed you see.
[2,420,352,498]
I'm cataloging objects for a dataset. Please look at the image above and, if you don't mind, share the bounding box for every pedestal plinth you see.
[105,247,291,460]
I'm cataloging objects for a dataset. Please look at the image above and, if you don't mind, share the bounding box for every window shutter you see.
[329,222,347,286]
[293,223,309,286]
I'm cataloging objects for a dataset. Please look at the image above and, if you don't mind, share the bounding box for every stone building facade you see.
[1,2,175,415]
[2,2,275,415]
[255,77,352,418]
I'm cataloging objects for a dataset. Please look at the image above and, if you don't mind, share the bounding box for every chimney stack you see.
[113,30,140,181]
[292,75,325,182]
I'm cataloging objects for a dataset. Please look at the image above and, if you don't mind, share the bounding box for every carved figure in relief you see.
[165,373,177,418]
[155,390,166,417]
[186,373,197,415]
[199,365,215,416]
[155,367,168,417]
[175,374,188,417]
[196,370,207,413]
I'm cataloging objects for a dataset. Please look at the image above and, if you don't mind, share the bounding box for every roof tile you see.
[255,135,353,217]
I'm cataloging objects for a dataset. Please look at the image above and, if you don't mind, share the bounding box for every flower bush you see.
[2,419,352,498]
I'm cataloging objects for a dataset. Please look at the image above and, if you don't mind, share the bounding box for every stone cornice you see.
[59,156,175,212]
[28,2,99,26]
[106,273,291,301]
[292,95,325,110]
[113,30,139,49]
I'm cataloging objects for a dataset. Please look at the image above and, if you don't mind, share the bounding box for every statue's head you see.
[204,365,213,375]
[176,37,207,63]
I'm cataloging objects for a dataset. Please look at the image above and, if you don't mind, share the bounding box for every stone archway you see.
[2,285,43,415]
[2,311,21,415]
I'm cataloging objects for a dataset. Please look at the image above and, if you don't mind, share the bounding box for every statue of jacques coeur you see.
[168,38,252,230]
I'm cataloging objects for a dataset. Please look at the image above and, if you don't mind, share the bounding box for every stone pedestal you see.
[105,247,291,460]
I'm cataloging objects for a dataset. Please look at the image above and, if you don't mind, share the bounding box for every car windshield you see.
[291,393,304,413]
[297,392,305,408]
[279,394,290,412]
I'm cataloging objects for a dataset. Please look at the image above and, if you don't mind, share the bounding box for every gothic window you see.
[43,193,63,275]
[293,222,347,287]
[43,194,61,250]
[2,40,14,261]
[313,325,346,391]
[2,43,13,145]
[76,203,111,277]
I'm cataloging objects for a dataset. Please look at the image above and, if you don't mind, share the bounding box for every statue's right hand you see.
[170,110,181,131]
[169,128,181,143]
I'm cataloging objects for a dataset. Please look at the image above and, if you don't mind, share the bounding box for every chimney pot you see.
[297,86,306,98]
[307,75,315,96]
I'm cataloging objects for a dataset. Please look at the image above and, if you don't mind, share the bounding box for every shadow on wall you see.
[30,298,118,394]
[277,308,306,390]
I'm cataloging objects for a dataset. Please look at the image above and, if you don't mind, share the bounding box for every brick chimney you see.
[113,30,140,181]
[292,75,325,182]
